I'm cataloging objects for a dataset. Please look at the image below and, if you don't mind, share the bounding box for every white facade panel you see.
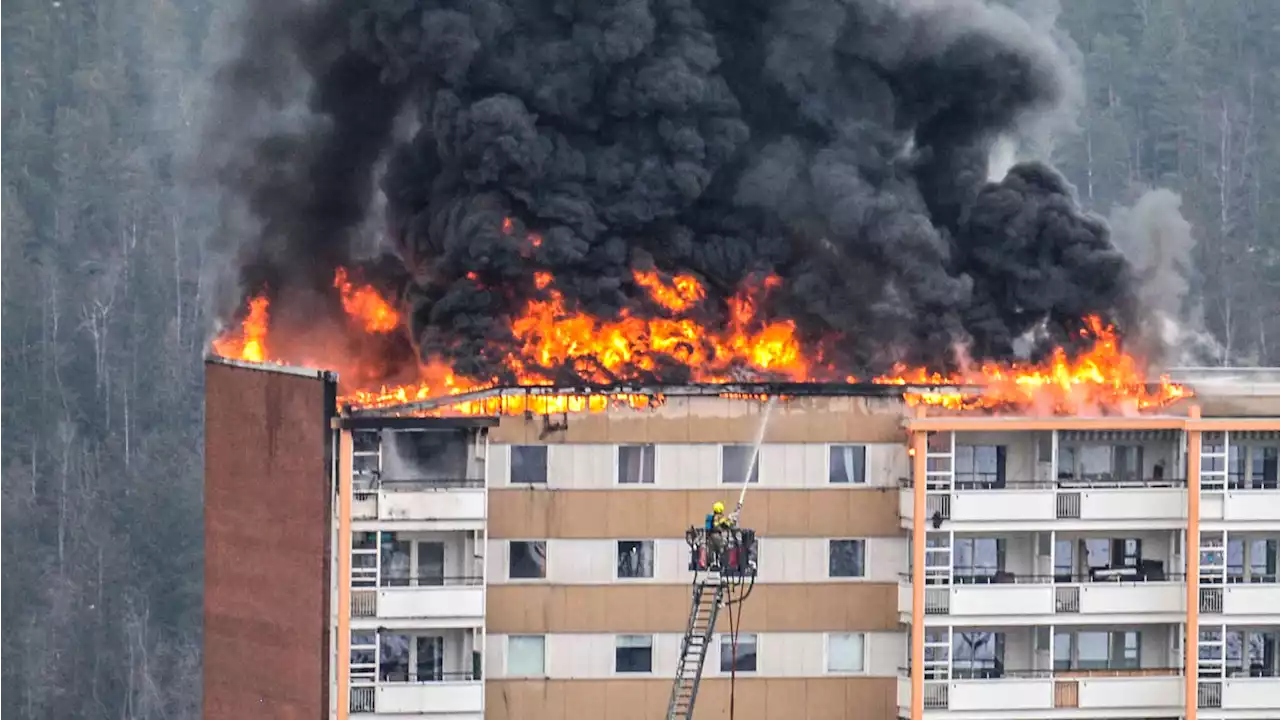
[378,489,485,523]
[1223,490,1280,522]
[1076,675,1181,709]
[375,682,483,715]
[1076,581,1184,615]
[949,585,1054,617]
[948,678,1052,711]
[1078,489,1184,521]
[1222,677,1280,709]
[655,444,722,488]
[377,587,484,622]
[950,491,1056,522]
[1223,583,1280,615]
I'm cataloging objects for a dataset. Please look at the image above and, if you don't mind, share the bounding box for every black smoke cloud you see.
[206,0,1138,382]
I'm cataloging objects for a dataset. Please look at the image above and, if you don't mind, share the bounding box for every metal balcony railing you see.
[376,574,485,588]
[898,476,1189,490]
[1197,680,1223,708]
[1199,587,1224,614]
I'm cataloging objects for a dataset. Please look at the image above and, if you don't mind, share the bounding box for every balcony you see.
[350,628,483,716]
[900,575,1186,622]
[351,530,486,623]
[351,427,487,526]
[898,668,1184,715]
[350,673,483,717]
[899,477,1188,527]
[1199,490,1280,524]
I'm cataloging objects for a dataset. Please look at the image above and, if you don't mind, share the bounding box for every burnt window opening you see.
[381,430,469,483]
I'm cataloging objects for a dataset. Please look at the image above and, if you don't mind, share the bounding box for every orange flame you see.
[211,266,1189,416]
[212,295,269,363]
[334,268,399,333]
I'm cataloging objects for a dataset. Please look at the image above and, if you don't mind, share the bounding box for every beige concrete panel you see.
[489,396,909,445]
[486,484,901,535]
[486,583,898,634]
[484,678,897,720]
[489,488,902,539]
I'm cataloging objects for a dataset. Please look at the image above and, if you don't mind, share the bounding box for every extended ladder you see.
[664,574,727,720]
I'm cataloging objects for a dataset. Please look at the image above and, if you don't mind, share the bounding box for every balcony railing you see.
[357,474,486,490]
[904,571,1187,585]
[902,666,1184,711]
[374,574,485,588]
[899,477,1188,490]
[349,671,483,715]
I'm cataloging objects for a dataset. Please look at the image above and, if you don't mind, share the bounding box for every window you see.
[829,445,866,484]
[618,444,656,484]
[351,630,377,681]
[721,445,760,484]
[615,634,653,673]
[417,541,445,586]
[383,430,468,482]
[415,636,444,681]
[380,633,411,681]
[381,534,412,587]
[827,632,866,673]
[955,445,1006,489]
[511,445,548,484]
[508,541,547,579]
[1066,630,1140,670]
[507,635,546,676]
[617,540,655,579]
[1059,444,1144,484]
[954,538,1004,583]
[828,539,866,578]
[953,631,1003,678]
[720,633,758,672]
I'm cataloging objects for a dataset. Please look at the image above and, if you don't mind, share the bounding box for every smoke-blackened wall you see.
[206,0,1139,381]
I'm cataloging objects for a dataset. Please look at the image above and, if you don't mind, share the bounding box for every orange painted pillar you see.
[1185,407,1201,720]
[336,428,354,720]
[910,407,928,720]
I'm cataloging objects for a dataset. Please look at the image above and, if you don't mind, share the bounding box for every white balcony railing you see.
[350,675,483,716]
[351,576,485,622]
[899,669,1184,713]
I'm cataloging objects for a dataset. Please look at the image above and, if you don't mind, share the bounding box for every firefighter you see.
[707,501,735,569]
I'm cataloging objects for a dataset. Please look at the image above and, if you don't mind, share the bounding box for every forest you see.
[2,0,1278,717]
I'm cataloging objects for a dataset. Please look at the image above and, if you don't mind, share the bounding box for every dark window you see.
[417,541,445,586]
[618,444,656,484]
[829,445,867,484]
[509,541,547,579]
[511,446,548,484]
[415,636,444,681]
[722,445,760,484]
[829,539,865,577]
[617,540,654,578]
[955,445,1006,489]
[615,635,653,673]
[383,430,468,481]
[954,538,1005,583]
[720,633,757,672]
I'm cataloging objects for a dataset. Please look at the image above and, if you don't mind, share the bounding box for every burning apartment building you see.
[204,358,1280,720]
[198,0,1280,719]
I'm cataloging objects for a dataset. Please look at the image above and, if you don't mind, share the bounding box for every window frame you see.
[720,444,761,484]
[719,633,759,673]
[616,444,657,485]
[614,634,655,674]
[507,540,548,581]
[505,634,547,678]
[827,444,868,485]
[510,445,549,485]
[615,539,656,580]
[825,632,867,674]
[827,538,867,579]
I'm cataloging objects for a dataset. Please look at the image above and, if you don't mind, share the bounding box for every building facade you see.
[202,359,1280,720]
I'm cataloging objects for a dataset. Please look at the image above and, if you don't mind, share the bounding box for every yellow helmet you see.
[712,501,725,514]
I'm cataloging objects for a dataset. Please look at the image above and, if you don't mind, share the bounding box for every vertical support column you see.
[910,409,929,720]
[1185,408,1202,720]
[336,428,354,720]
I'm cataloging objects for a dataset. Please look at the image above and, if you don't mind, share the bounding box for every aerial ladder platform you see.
[664,523,758,720]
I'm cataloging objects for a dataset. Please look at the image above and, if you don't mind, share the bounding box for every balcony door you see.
[417,541,445,586]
